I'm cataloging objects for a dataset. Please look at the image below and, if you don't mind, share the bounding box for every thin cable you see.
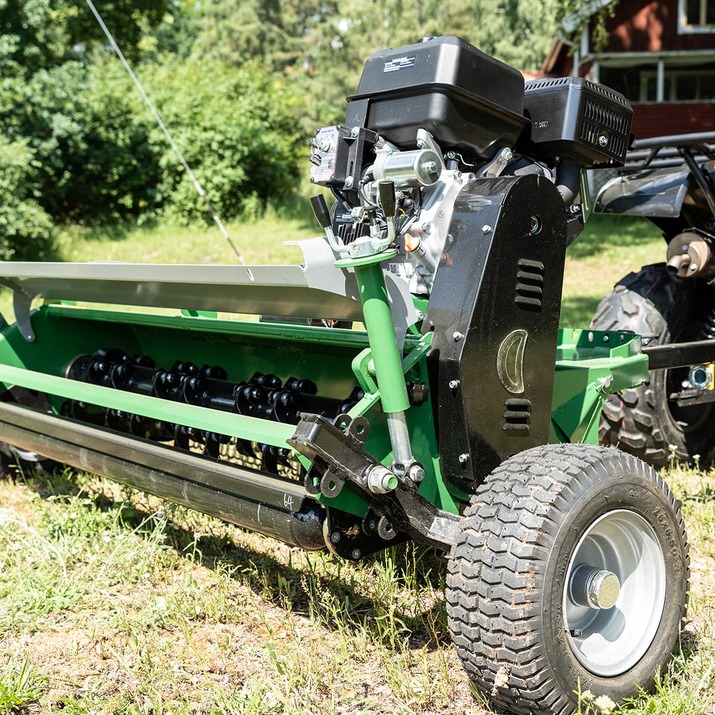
[84,0,247,265]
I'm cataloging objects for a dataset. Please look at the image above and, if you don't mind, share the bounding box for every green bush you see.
[143,59,306,223]
[4,60,161,224]
[1,56,306,226]
[0,138,55,260]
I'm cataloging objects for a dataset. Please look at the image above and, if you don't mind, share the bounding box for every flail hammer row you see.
[63,348,363,477]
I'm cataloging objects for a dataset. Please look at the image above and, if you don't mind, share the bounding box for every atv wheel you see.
[591,263,715,467]
[446,444,688,715]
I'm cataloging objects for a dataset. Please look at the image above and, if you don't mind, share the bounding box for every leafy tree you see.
[0,0,172,75]
[0,137,55,260]
[2,60,160,223]
[143,58,306,223]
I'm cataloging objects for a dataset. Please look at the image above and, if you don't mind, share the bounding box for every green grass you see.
[0,210,711,714]
[0,656,46,713]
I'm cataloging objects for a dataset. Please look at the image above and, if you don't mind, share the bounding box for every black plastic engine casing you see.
[521,77,633,167]
[345,36,528,159]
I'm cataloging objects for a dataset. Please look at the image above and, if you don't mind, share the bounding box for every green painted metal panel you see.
[551,328,648,444]
[0,363,296,447]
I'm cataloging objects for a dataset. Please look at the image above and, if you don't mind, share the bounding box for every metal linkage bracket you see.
[0,279,35,342]
[289,413,461,551]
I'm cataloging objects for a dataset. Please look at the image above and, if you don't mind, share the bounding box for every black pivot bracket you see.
[289,413,462,551]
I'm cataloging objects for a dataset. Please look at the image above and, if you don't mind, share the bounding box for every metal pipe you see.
[353,260,414,469]
[0,401,326,551]
[387,412,412,465]
[631,131,715,150]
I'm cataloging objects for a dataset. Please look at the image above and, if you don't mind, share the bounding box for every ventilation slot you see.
[515,258,544,311]
[503,398,531,434]
[525,77,570,92]
[580,99,630,158]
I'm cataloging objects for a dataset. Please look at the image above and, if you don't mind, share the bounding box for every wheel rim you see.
[563,509,666,677]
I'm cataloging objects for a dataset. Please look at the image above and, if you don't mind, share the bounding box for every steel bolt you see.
[408,464,425,483]
[453,331,464,342]
[350,126,360,138]
[458,453,469,464]
[482,224,492,234]
[330,531,341,544]
[448,379,460,389]
[598,134,608,147]
[351,549,362,560]
[344,176,354,189]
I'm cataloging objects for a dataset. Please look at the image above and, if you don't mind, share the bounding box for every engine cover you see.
[345,36,528,160]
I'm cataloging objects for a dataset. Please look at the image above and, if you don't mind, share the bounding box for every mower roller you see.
[0,36,690,714]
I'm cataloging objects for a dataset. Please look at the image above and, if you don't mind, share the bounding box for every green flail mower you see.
[0,37,690,715]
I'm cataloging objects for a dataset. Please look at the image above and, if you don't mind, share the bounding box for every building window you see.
[680,0,715,31]
[600,64,715,102]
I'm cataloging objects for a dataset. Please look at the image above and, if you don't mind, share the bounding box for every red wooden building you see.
[543,0,715,138]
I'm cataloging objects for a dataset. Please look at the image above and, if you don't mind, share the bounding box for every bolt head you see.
[458,453,469,464]
[453,331,464,342]
[344,176,354,189]
[351,549,362,560]
[408,464,425,483]
[598,134,608,147]
[448,379,460,389]
[482,224,492,234]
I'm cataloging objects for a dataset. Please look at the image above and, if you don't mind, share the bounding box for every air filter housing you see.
[345,36,528,159]
[521,77,633,167]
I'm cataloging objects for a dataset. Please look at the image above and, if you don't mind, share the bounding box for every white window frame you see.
[638,65,715,102]
[678,0,715,33]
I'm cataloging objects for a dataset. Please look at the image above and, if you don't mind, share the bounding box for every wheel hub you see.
[569,565,620,610]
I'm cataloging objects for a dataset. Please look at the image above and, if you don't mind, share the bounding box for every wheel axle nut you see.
[366,465,398,494]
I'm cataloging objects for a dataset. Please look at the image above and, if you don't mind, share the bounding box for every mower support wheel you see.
[446,443,688,715]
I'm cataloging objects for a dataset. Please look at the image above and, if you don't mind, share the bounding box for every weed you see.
[0,656,46,713]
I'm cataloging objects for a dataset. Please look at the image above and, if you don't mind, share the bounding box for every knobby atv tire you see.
[446,444,688,715]
[591,263,715,467]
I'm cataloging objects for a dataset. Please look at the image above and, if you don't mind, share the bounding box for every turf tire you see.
[446,443,688,715]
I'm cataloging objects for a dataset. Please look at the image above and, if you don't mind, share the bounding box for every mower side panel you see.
[425,174,568,490]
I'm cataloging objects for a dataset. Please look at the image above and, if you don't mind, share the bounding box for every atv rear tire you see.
[446,443,688,715]
[591,263,715,467]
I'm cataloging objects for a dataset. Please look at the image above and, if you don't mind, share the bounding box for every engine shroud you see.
[345,36,528,160]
